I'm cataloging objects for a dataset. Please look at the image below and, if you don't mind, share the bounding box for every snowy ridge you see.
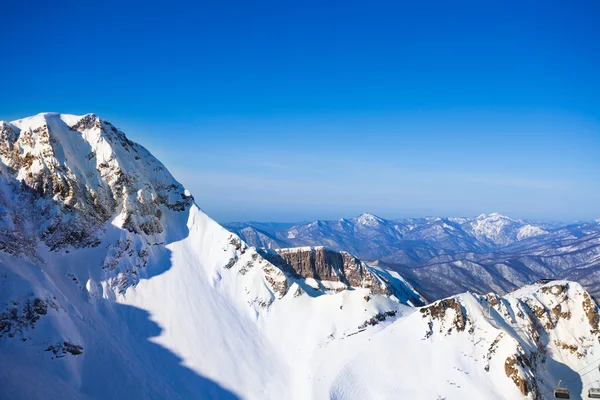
[2,113,600,400]
[0,113,417,399]
[331,281,600,399]
[465,213,548,246]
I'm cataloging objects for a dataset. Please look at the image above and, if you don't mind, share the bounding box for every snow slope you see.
[328,281,600,399]
[0,113,414,399]
[2,113,600,400]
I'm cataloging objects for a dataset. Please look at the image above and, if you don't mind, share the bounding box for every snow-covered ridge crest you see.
[0,112,193,251]
[415,280,600,398]
[1,113,425,399]
[331,280,600,399]
[466,212,548,245]
[6,112,598,400]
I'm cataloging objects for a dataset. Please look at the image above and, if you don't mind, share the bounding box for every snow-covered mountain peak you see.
[0,112,194,252]
[355,212,384,226]
[1,113,435,399]
[516,224,548,240]
[5,113,600,400]
[464,212,541,246]
[475,212,511,221]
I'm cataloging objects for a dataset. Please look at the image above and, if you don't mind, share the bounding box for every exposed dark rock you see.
[504,354,531,397]
[583,292,600,337]
[419,297,468,335]
[358,311,397,329]
[0,114,194,257]
[45,341,83,358]
[0,297,55,339]
[258,247,389,295]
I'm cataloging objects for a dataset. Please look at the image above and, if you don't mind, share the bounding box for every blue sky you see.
[1,0,599,222]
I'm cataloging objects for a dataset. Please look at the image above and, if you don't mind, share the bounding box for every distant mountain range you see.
[225,213,600,300]
[2,112,599,399]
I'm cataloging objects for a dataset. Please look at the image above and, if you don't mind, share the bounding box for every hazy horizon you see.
[216,210,596,225]
[3,1,599,222]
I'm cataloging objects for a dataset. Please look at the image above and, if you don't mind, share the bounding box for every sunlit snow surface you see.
[1,114,599,400]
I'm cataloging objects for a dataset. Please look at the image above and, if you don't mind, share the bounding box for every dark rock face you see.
[45,341,83,358]
[504,349,536,397]
[583,292,600,337]
[258,246,389,295]
[419,297,468,336]
[256,246,426,307]
[0,296,55,339]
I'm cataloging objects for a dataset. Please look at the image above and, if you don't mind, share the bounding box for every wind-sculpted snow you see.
[0,113,420,399]
[2,113,600,400]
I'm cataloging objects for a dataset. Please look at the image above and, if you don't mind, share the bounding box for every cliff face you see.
[262,247,376,288]
[258,246,424,306]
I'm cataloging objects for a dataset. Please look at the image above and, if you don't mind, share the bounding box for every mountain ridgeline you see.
[1,113,600,400]
[225,213,600,301]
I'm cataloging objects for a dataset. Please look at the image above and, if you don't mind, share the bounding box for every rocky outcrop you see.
[45,341,83,358]
[583,292,600,337]
[357,310,397,329]
[0,113,193,253]
[256,246,425,307]
[420,297,469,336]
[417,281,600,399]
[504,348,537,397]
[0,296,57,339]
[258,246,389,295]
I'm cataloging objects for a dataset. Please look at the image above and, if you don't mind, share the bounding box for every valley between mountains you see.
[226,213,600,302]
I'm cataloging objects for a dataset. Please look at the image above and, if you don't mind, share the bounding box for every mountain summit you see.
[1,114,599,400]
[13,113,193,245]
[355,212,385,226]
[0,113,417,399]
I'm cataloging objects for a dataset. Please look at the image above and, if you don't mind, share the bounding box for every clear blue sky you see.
[2,0,599,222]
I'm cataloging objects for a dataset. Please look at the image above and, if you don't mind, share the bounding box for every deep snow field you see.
[1,113,599,400]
